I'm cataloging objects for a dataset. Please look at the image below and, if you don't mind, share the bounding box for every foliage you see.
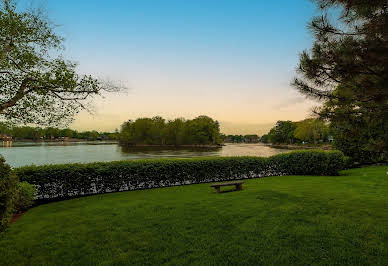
[294,118,329,143]
[269,150,344,176]
[292,0,388,162]
[267,121,296,144]
[260,134,269,143]
[119,116,222,146]
[263,119,332,145]
[1,166,387,265]
[224,134,259,143]
[0,156,17,232]
[13,181,36,213]
[0,0,123,126]
[16,150,345,201]
[329,113,388,163]
[0,122,118,141]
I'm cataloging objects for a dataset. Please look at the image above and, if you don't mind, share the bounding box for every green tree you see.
[184,116,221,145]
[44,127,60,139]
[149,116,166,145]
[120,118,161,145]
[119,116,222,146]
[268,121,296,144]
[225,135,243,143]
[163,118,186,145]
[244,135,259,143]
[260,134,269,143]
[294,119,328,144]
[0,121,10,135]
[58,128,75,138]
[0,0,123,126]
[293,0,388,162]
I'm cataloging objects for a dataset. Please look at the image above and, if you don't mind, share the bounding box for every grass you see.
[1,166,388,265]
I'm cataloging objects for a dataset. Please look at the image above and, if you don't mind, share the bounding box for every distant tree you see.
[0,122,10,135]
[268,121,296,144]
[292,0,388,162]
[244,135,259,143]
[119,118,160,145]
[225,135,244,143]
[119,116,222,146]
[88,131,100,141]
[101,132,118,140]
[260,134,269,143]
[184,116,221,145]
[225,134,259,143]
[0,123,117,140]
[149,116,166,145]
[294,119,328,144]
[59,128,75,138]
[45,127,60,139]
[163,118,186,145]
[0,0,124,126]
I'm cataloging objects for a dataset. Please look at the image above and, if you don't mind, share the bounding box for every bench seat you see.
[210,181,244,193]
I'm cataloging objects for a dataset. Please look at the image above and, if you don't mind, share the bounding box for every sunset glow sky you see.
[40,0,318,134]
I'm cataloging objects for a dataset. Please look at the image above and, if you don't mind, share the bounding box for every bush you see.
[15,150,345,201]
[269,150,345,176]
[0,156,18,232]
[14,182,36,213]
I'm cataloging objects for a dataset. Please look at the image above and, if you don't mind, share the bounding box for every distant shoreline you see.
[2,139,118,143]
[266,143,332,150]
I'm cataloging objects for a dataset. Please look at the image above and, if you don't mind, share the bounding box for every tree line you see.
[261,119,330,145]
[119,116,222,146]
[224,135,260,143]
[0,123,118,141]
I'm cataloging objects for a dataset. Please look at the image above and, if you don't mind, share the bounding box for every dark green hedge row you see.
[15,150,345,200]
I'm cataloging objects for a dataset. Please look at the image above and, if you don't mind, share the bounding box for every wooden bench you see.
[210,181,244,193]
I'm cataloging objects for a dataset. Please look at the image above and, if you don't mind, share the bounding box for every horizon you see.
[25,0,318,134]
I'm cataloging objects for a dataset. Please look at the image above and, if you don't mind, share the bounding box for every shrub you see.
[0,156,18,232]
[16,150,345,201]
[14,182,36,213]
[269,150,345,176]
[343,156,355,169]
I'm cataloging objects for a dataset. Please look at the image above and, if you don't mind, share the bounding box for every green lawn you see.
[1,166,388,265]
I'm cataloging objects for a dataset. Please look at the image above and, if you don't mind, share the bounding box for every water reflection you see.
[2,141,13,148]
[0,143,291,167]
[120,145,222,158]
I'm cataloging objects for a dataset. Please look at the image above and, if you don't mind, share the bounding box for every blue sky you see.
[29,0,318,134]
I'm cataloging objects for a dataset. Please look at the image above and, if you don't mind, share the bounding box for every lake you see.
[0,142,292,167]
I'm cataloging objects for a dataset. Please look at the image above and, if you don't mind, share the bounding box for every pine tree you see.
[293,0,388,162]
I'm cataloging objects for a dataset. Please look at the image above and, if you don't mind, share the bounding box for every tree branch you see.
[0,77,29,113]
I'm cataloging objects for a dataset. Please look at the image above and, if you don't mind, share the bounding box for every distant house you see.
[1,135,12,141]
[328,136,334,143]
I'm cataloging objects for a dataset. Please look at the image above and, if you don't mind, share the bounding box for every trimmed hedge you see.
[15,150,345,201]
[269,149,345,176]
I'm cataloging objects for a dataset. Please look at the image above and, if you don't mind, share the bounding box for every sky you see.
[31,0,318,134]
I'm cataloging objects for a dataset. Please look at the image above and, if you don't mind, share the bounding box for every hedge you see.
[15,150,345,201]
[0,156,18,232]
[14,182,36,213]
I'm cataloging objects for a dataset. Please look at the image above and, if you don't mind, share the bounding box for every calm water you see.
[0,142,291,167]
